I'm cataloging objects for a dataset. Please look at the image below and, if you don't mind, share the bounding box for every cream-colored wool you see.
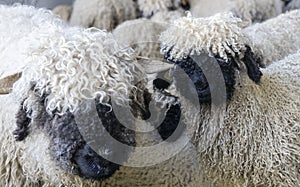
[150,10,184,23]
[243,9,300,67]
[113,11,184,60]
[188,0,284,25]
[0,5,206,187]
[173,51,300,187]
[52,5,72,22]
[70,0,137,31]
[160,12,249,63]
[0,5,143,114]
[113,18,167,60]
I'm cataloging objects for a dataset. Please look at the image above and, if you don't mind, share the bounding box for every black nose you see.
[73,144,120,180]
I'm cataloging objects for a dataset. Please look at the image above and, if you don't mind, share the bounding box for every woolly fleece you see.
[70,0,137,31]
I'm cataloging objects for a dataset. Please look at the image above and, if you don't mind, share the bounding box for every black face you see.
[163,46,262,104]
[13,88,136,180]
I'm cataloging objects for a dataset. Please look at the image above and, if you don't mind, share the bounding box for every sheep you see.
[159,12,300,186]
[243,9,300,67]
[69,0,138,31]
[137,0,189,18]
[52,5,72,22]
[0,5,205,186]
[112,10,184,61]
[187,0,285,25]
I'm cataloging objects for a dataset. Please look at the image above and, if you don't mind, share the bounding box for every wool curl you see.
[15,29,144,114]
[70,0,137,31]
[4,5,144,114]
[159,12,250,63]
[243,9,300,67]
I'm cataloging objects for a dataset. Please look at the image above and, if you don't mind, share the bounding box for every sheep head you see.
[11,28,143,181]
[11,28,183,182]
[159,12,262,103]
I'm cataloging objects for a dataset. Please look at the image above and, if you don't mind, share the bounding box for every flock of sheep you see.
[0,0,300,186]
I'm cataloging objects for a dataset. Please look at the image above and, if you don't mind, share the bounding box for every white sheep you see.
[113,18,166,60]
[188,0,284,25]
[112,10,184,61]
[52,5,72,22]
[159,12,300,186]
[0,5,204,187]
[70,0,137,31]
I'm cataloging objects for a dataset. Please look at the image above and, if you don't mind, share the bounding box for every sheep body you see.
[70,0,137,31]
[243,9,300,66]
[159,12,300,186]
[113,10,184,60]
[189,0,284,24]
[179,51,300,187]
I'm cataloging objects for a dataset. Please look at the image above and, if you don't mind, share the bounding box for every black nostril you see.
[73,145,120,180]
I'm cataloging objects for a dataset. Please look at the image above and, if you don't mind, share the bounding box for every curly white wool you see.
[243,9,300,67]
[0,5,143,114]
[70,0,137,31]
[159,12,249,62]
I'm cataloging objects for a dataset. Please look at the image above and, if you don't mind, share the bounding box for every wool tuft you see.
[159,12,250,63]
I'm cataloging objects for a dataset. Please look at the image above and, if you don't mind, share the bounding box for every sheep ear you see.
[242,46,262,83]
[0,73,22,94]
[137,58,174,74]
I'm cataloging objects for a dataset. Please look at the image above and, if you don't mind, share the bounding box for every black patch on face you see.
[152,79,184,141]
[242,46,263,83]
[179,0,190,10]
[153,78,171,91]
[282,0,292,6]
[14,100,31,141]
[47,100,136,180]
[157,97,183,141]
[163,45,262,103]
[14,87,136,180]
[73,144,120,180]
